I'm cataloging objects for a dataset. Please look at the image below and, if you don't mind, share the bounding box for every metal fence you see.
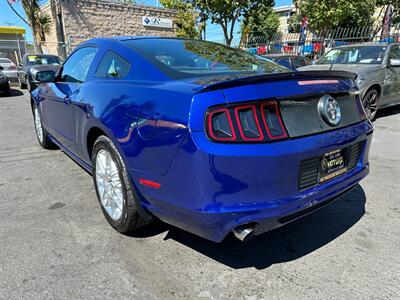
[2,25,400,66]
[242,25,400,59]
[0,39,68,65]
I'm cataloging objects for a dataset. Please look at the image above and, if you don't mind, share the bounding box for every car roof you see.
[335,42,394,48]
[84,36,204,46]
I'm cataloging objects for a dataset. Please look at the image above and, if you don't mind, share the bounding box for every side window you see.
[60,47,97,83]
[389,45,400,60]
[293,57,307,68]
[276,57,291,68]
[95,51,130,79]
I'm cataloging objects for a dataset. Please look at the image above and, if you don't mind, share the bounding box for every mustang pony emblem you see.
[318,95,342,126]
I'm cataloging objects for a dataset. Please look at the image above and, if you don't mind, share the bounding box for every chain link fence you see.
[2,26,400,69]
[0,40,70,64]
[241,25,400,59]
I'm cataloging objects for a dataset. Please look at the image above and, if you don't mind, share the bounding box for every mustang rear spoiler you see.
[196,70,357,92]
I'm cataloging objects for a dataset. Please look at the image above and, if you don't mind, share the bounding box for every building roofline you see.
[273,4,295,12]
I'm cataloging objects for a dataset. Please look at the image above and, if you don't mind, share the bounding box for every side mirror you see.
[389,59,400,67]
[36,70,55,83]
[0,65,3,71]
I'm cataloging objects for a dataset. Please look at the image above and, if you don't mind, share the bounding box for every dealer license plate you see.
[318,149,347,183]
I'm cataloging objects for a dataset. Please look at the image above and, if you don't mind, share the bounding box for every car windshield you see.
[0,58,13,64]
[316,46,386,65]
[26,55,60,66]
[123,39,289,79]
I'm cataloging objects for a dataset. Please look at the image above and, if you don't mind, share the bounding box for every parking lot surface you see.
[0,89,399,299]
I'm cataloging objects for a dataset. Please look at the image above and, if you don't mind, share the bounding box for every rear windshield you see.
[123,39,289,79]
[25,55,61,66]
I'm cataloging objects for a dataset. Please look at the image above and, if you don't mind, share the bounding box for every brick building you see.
[41,0,179,59]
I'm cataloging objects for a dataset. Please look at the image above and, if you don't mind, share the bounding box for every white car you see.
[0,58,18,80]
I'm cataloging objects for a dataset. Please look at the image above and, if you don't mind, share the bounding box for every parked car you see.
[298,43,400,119]
[0,66,10,95]
[0,58,18,80]
[17,54,61,91]
[263,54,312,69]
[31,37,372,242]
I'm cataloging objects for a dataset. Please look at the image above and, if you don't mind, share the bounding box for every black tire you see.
[92,135,153,233]
[363,88,380,120]
[18,76,27,89]
[27,80,32,92]
[32,103,56,149]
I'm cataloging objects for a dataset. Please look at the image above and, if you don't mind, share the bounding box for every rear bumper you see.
[133,120,373,242]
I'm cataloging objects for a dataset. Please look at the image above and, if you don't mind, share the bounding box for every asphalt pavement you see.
[0,88,399,299]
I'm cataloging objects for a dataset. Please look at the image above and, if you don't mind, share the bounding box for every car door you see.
[42,47,98,153]
[385,44,400,105]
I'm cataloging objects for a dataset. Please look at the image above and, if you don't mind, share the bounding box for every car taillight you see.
[206,100,288,143]
[207,108,236,141]
[261,102,288,139]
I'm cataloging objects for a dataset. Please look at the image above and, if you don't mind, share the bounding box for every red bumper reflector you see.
[139,179,161,189]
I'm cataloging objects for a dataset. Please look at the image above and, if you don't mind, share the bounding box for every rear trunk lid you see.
[189,71,366,138]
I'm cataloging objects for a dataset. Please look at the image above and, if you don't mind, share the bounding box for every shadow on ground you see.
[0,88,24,97]
[375,104,400,120]
[129,184,366,269]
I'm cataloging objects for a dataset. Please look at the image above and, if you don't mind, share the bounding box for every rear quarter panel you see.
[75,79,197,176]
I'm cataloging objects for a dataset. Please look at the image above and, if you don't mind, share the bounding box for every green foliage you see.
[187,0,274,46]
[288,13,301,33]
[241,6,279,43]
[160,0,198,38]
[38,12,52,42]
[9,0,51,53]
[300,0,377,31]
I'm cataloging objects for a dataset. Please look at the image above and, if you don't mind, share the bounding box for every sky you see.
[0,0,292,41]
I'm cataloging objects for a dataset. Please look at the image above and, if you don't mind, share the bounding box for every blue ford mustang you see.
[31,37,373,242]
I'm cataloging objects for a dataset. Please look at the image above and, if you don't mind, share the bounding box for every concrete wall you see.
[42,0,179,57]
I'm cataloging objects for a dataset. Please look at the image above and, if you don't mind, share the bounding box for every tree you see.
[187,0,274,46]
[7,0,52,53]
[241,6,279,46]
[38,12,52,43]
[299,0,377,31]
[160,0,199,38]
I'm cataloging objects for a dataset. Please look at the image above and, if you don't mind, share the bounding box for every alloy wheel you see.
[363,89,378,120]
[95,149,124,221]
[34,107,44,143]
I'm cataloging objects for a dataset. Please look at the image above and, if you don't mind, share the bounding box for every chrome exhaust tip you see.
[233,226,255,242]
